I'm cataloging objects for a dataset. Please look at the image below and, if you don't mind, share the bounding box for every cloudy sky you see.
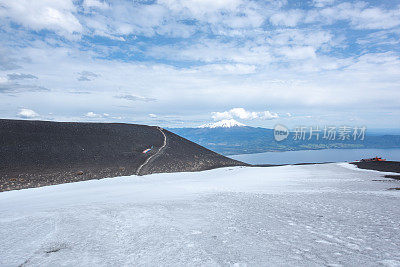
[0,0,399,129]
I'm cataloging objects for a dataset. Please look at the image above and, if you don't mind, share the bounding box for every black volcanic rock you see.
[0,119,245,191]
[351,161,400,173]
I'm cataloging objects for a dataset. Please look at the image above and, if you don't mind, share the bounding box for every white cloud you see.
[82,112,114,120]
[211,111,232,121]
[84,111,101,118]
[312,0,335,8]
[160,0,243,15]
[78,0,269,39]
[268,29,334,49]
[270,10,304,27]
[83,0,109,11]
[259,111,280,120]
[77,71,99,81]
[159,0,265,31]
[212,108,279,121]
[148,27,337,66]
[115,94,156,102]
[278,46,317,60]
[81,2,169,38]
[266,2,400,31]
[148,39,272,65]
[313,3,400,30]
[193,64,256,74]
[0,77,8,84]
[0,0,82,39]
[17,108,39,119]
[350,7,400,30]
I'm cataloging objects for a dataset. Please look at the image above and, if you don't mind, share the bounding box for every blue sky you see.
[0,0,399,129]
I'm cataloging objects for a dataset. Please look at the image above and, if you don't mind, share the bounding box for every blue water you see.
[231,148,400,165]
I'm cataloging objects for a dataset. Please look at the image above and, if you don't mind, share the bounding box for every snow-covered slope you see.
[1,164,399,266]
[198,119,246,128]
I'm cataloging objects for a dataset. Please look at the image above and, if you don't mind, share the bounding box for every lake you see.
[231,148,400,165]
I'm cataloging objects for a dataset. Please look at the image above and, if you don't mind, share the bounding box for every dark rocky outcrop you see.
[351,161,400,174]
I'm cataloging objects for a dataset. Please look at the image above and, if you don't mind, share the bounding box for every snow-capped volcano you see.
[199,119,246,128]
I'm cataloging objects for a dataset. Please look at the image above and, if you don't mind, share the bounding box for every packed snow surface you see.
[198,119,246,128]
[1,163,399,266]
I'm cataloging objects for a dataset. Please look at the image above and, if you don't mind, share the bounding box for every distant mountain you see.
[168,125,274,155]
[199,119,246,128]
[168,124,400,156]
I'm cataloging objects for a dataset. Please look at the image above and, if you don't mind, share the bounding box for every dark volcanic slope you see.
[140,129,246,175]
[0,119,245,191]
[351,161,400,173]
